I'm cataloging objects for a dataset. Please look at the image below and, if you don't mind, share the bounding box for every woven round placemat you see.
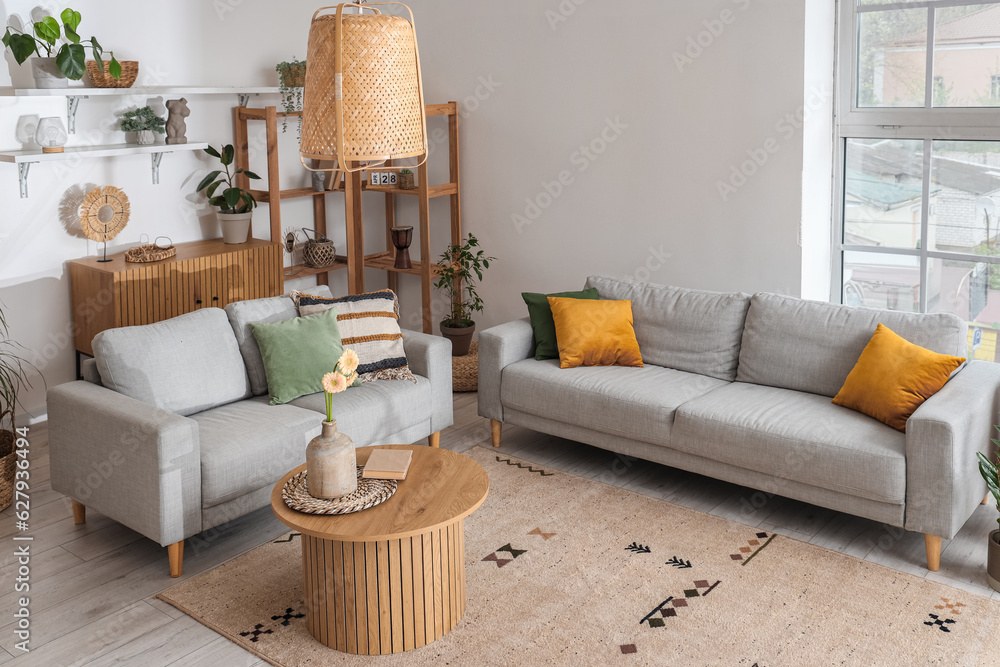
[453,340,478,392]
[282,467,396,515]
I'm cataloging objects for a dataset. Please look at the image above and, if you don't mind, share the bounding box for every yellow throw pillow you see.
[547,297,643,369]
[832,323,965,432]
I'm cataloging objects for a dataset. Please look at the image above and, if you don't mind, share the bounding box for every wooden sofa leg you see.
[925,534,942,572]
[985,493,991,505]
[491,420,502,447]
[71,499,86,525]
[428,432,440,448]
[168,540,184,578]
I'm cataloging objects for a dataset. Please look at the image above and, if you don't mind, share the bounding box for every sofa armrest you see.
[47,381,201,546]
[477,318,535,422]
[402,329,453,433]
[904,361,1000,539]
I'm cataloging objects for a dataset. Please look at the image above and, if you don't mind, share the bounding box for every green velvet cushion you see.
[249,307,344,405]
[521,288,600,360]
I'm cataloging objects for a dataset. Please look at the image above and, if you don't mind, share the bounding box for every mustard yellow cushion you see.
[547,297,643,369]
[832,323,965,432]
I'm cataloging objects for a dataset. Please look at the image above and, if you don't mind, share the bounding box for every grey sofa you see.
[48,286,453,577]
[479,275,1000,571]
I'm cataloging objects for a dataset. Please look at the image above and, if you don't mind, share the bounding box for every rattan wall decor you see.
[79,185,130,263]
[300,3,427,174]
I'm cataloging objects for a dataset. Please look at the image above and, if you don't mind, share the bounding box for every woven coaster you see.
[282,466,397,515]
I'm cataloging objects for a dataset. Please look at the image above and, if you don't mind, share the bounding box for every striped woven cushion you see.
[292,289,416,383]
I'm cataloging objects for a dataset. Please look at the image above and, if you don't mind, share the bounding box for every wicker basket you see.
[0,430,14,512]
[303,228,338,268]
[398,172,416,190]
[279,64,307,88]
[86,60,139,88]
[125,243,176,263]
[300,5,426,171]
[452,341,478,392]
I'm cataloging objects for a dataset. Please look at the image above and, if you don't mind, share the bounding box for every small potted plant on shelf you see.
[120,106,165,145]
[977,435,1000,592]
[433,233,495,356]
[2,8,121,88]
[0,303,37,512]
[196,144,262,245]
[398,168,415,190]
[275,57,306,137]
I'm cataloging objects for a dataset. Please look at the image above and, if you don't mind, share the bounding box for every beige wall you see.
[0,0,824,420]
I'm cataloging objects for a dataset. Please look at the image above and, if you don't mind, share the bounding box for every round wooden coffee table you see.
[271,445,489,655]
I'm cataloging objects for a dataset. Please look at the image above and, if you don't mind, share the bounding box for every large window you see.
[837,0,1000,361]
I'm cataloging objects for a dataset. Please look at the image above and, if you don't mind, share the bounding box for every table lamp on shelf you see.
[35,117,68,154]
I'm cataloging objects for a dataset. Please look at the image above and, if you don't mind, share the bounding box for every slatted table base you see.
[301,520,467,654]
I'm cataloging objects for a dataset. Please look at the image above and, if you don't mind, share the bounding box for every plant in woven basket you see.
[0,303,38,511]
[276,57,306,137]
[2,8,120,80]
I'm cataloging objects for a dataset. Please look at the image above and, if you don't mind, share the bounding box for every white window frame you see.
[833,0,1000,309]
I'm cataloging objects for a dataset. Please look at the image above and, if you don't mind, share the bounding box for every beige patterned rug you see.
[158,447,1000,666]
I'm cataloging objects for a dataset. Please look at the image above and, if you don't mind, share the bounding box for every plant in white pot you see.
[978,436,1000,592]
[433,233,495,356]
[196,144,261,245]
[2,8,121,88]
[120,106,165,145]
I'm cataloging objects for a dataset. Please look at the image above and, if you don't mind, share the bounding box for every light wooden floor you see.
[3,391,999,665]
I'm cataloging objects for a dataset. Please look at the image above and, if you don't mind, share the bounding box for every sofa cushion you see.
[736,292,968,398]
[584,275,750,381]
[225,286,334,396]
[194,396,321,508]
[522,287,600,360]
[548,297,643,368]
[500,358,729,444]
[671,382,906,505]
[290,374,433,445]
[93,308,250,417]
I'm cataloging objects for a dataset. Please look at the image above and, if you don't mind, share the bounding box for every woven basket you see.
[86,60,138,88]
[125,243,176,263]
[398,172,415,190]
[0,431,14,512]
[453,341,478,392]
[279,64,307,88]
[303,228,338,268]
[300,4,427,172]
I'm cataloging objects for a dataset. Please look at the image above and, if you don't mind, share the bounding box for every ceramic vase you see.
[135,129,155,145]
[35,117,68,153]
[306,420,357,499]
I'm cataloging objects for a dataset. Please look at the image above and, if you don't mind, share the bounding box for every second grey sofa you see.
[479,275,1000,572]
[48,285,453,577]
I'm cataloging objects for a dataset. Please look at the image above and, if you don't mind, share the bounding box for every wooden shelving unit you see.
[232,101,463,332]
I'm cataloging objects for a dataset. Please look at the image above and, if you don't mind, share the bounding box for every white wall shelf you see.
[0,142,209,197]
[1,86,281,133]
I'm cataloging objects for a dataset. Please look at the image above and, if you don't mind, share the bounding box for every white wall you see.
[0,0,827,422]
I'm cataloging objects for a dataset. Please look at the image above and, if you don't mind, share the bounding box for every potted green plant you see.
[977,435,1000,592]
[275,57,306,137]
[0,304,36,512]
[196,145,262,245]
[398,168,415,190]
[433,233,495,356]
[120,106,165,145]
[2,8,120,88]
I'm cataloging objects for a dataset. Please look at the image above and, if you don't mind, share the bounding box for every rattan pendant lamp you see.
[300,2,427,174]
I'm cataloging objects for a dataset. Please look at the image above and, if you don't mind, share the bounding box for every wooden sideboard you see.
[68,238,284,357]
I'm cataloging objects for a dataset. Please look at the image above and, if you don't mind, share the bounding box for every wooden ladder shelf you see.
[232,101,462,332]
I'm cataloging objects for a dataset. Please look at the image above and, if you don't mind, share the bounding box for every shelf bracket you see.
[66,95,87,134]
[18,162,32,198]
[151,152,164,185]
[237,92,254,107]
